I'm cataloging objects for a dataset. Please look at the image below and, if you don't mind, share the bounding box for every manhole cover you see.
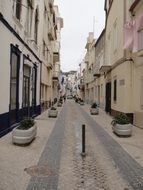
[24,165,56,177]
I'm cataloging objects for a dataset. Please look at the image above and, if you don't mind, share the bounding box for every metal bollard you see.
[81,124,86,157]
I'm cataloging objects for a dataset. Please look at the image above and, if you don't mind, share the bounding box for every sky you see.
[54,0,105,72]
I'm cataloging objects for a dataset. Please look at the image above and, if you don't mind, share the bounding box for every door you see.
[31,66,37,116]
[105,82,111,114]
[98,85,100,105]
[9,47,20,125]
[23,65,30,118]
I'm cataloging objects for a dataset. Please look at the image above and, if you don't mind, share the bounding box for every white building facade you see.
[0,0,62,135]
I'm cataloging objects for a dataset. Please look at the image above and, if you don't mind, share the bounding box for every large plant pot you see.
[12,125,37,145]
[112,123,132,136]
[48,110,58,118]
[57,102,62,107]
[80,102,84,106]
[90,108,99,115]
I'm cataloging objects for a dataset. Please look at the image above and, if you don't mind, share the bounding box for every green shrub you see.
[111,113,130,126]
[51,106,57,110]
[91,102,97,108]
[18,118,35,130]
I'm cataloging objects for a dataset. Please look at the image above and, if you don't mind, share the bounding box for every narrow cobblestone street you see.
[25,100,143,189]
[1,100,143,190]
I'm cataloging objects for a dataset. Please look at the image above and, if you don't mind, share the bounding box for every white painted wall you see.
[0,0,42,114]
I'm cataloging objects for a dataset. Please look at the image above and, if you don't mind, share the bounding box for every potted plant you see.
[12,118,37,145]
[57,100,62,107]
[80,99,84,105]
[90,102,99,115]
[48,106,58,118]
[111,113,133,136]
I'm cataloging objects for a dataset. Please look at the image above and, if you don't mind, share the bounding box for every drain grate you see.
[24,165,57,177]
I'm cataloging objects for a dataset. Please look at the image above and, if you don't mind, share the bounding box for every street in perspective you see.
[0,0,143,189]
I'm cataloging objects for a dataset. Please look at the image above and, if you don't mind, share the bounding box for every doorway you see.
[9,45,20,125]
[31,66,37,116]
[23,65,30,118]
[105,82,111,114]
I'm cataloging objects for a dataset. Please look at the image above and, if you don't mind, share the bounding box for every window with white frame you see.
[25,0,33,36]
[13,0,22,20]
[34,7,39,44]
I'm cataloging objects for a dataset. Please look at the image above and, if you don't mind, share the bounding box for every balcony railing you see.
[52,63,60,80]
[52,71,59,80]
[53,52,59,63]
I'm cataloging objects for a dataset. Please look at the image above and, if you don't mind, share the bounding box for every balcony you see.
[48,28,54,41]
[52,63,60,80]
[52,71,59,80]
[84,72,94,84]
[93,66,100,78]
[53,52,60,63]
[48,20,55,41]
[99,65,111,73]
[84,53,89,63]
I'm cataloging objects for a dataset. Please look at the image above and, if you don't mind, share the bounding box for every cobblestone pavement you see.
[26,106,67,190]
[1,100,143,189]
[26,100,143,189]
[78,103,143,190]
[57,101,133,190]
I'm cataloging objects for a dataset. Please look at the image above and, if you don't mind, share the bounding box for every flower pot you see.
[90,108,99,115]
[57,102,62,107]
[80,102,84,106]
[48,109,58,118]
[12,124,37,145]
[112,123,132,136]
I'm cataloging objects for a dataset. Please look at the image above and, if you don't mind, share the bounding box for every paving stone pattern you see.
[58,102,131,190]
[26,101,143,189]
[78,105,143,190]
[26,105,67,190]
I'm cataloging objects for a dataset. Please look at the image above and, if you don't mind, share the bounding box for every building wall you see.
[0,0,44,135]
[130,1,143,127]
[111,61,133,113]
[105,0,124,66]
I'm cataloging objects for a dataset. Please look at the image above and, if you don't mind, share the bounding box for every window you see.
[10,45,20,124]
[26,0,33,36]
[43,41,46,57]
[113,79,117,101]
[23,65,30,108]
[15,0,22,20]
[34,7,39,44]
[101,84,103,98]
[32,66,37,106]
[10,53,18,110]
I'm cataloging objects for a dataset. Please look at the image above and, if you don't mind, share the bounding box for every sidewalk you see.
[82,103,143,167]
[0,102,143,190]
[0,106,63,190]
